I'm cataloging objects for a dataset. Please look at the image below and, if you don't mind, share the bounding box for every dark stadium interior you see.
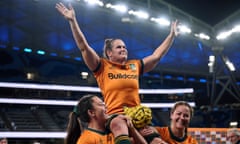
[0,0,240,143]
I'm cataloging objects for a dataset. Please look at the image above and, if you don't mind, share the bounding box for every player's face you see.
[170,105,191,130]
[91,97,108,122]
[227,132,239,144]
[0,139,8,144]
[108,39,128,62]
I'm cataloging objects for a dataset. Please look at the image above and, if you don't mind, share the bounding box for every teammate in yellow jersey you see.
[64,94,113,144]
[139,101,198,144]
[56,2,179,144]
[65,94,145,144]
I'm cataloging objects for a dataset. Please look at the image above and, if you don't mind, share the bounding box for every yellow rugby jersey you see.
[155,127,198,144]
[94,58,143,114]
[77,128,114,144]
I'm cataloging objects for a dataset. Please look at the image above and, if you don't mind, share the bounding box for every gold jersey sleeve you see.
[94,58,143,114]
[155,127,198,144]
[77,128,115,144]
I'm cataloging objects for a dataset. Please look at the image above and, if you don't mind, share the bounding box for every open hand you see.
[170,20,180,37]
[56,2,75,21]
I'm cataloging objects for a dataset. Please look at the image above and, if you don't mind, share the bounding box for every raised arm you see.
[142,20,179,73]
[56,3,100,71]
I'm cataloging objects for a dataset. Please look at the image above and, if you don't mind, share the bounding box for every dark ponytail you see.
[64,94,96,144]
[64,112,82,144]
